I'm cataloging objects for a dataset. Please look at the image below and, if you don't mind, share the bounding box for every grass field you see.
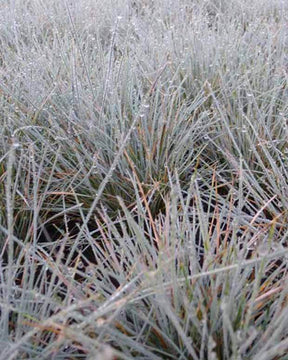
[0,0,288,359]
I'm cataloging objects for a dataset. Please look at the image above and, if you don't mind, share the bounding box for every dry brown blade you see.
[123,149,161,249]
[94,212,122,273]
[254,285,284,304]
[46,191,75,195]
[208,170,221,251]
[21,321,64,336]
[239,195,278,247]
[249,195,277,226]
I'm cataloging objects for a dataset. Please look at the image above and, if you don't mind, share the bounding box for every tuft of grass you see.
[0,0,288,359]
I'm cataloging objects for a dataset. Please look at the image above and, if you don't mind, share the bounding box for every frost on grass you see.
[0,0,288,359]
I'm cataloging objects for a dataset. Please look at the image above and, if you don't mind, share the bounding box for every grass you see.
[0,0,288,359]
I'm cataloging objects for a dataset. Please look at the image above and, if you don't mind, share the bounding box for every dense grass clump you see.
[0,0,288,359]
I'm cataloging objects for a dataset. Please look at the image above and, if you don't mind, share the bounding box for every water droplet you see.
[257,243,269,256]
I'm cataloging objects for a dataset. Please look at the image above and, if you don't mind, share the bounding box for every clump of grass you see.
[0,0,288,359]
